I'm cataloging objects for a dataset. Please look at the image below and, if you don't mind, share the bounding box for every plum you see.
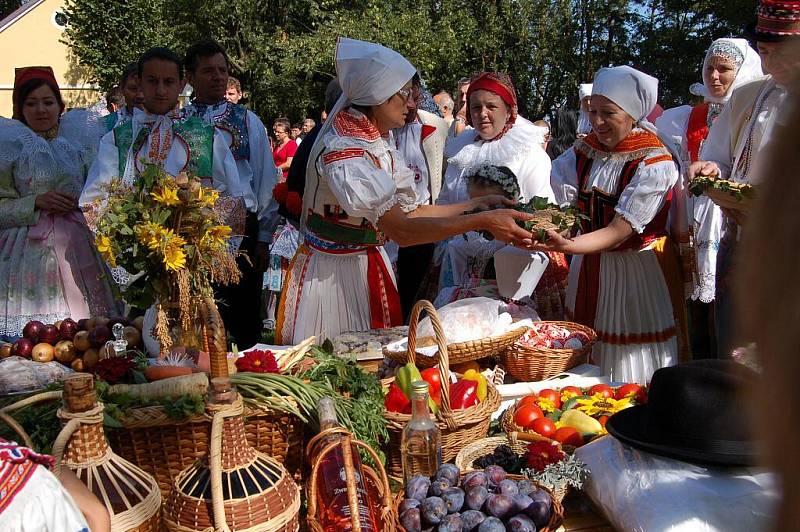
[438,513,463,532]
[460,510,486,532]
[484,493,514,520]
[436,463,461,487]
[400,508,422,532]
[442,487,465,513]
[399,498,421,514]
[484,465,506,488]
[420,496,448,526]
[463,471,488,490]
[498,479,519,497]
[512,494,534,514]
[516,479,537,496]
[430,478,452,497]
[477,516,506,532]
[508,514,537,532]
[529,489,552,507]
[525,501,552,529]
[406,475,431,502]
[465,486,489,511]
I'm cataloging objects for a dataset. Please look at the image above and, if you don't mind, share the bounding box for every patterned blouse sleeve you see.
[0,119,39,229]
[615,154,679,234]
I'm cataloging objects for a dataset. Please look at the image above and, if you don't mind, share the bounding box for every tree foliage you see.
[61,0,759,123]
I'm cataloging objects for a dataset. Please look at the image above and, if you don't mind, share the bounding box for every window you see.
[52,10,68,29]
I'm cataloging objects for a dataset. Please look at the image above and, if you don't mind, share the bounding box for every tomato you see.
[553,427,584,447]
[531,417,557,438]
[420,368,442,405]
[537,388,562,409]
[599,415,609,429]
[513,404,544,429]
[516,395,540,409]
[561,386,582,396]
[589,384,614,399]
[614,383,643,400]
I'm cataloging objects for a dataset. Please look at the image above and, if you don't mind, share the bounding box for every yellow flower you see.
[136,222,166,251]
[575,394,633,417]
[201,225,232,249]
[150,184,181,206]
[95,234,116,267]
[561,390,581,403]
[537,397,557,414]
[163,240,187,271]
[198,187,219,207]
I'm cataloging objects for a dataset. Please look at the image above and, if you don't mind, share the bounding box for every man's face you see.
[140,58,184,115]
[758,40,800,87]
[290,127,301,139]
[122,76,144,112]
[225,85,241,104]
[187,53,229,104]
[302,120,314,133]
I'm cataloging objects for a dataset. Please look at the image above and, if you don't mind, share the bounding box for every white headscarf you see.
[577,83,594,134]
[689,38,763,104]
[592,66,658,123]
[579,83,593,101]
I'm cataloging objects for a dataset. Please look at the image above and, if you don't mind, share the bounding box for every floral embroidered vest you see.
[188,102,250,161]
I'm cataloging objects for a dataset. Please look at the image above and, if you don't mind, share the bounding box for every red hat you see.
[747,0,800,42]
[465,72,518,140]
[12,66,64,120]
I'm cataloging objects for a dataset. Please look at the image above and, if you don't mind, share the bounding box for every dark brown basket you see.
[501,321,596,382]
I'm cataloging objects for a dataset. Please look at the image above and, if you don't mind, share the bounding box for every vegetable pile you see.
[384,363,488,414]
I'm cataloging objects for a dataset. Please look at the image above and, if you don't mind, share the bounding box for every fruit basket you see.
[501,321,596,382]
[383,300,501,479]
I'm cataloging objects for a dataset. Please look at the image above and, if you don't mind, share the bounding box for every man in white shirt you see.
[434,90,455,127]
[183,39,281,349]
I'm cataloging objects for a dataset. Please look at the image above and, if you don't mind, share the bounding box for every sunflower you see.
[201,225,232,249]
[575,394,633,417]
[198,187,219,207]
[150,184,181,206]
[95,234,116,267]
[136,222,166,251]
[537,397,557,414]
[163,240,187,271]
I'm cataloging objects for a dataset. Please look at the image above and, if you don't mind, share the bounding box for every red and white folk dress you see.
[276,109,418,344]
[551,130,688,383]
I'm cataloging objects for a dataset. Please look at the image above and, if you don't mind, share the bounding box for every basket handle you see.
[199,296,229,379]
[407,300,453,416]
[0,390,63,450]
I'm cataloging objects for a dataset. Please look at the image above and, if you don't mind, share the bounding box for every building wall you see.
[0,0,100,118]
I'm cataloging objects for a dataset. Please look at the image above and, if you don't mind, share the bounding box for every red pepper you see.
[450,379,479,410]
[420,368,442,407]
[384,382,411,414]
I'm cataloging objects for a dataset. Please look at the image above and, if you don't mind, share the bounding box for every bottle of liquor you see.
[400,380,442,483]
[311,396,381,532]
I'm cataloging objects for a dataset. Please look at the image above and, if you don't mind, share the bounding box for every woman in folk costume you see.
[540,66,687,383]
[0,67,120,337]
[276,39,535,344]
[436,72,568,319]
[576,83,593,136]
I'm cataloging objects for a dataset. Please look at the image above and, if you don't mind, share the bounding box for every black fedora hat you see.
[606,360,759,467]
[744,0,800,43]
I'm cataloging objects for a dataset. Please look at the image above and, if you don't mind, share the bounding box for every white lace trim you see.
[1,312,69,337]
[376,196,398,220]
[614,205,645,234]
[447,117,547,174]
[691,273,717,303]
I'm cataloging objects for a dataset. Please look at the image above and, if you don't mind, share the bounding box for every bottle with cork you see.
[400,380,442,483]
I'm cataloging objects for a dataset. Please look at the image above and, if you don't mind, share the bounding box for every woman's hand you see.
[468,194,516,212]
[474,209,535,246]
[34,191,78,213]
[686,160,720,186]
[528,229,574,253]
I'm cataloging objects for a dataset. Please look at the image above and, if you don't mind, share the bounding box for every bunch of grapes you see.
[473,445,524,474]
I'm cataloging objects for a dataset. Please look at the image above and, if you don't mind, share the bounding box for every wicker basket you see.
[306,427,397,532]
[384,300,501,479]
[162,297,300,532]
[394,473,564,532]
[501,321,596,382]
[454,432,569,502]
[53,374,162,532]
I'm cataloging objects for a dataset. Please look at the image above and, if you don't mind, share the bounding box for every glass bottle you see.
[311,397,380,532]
[400,380,442,483]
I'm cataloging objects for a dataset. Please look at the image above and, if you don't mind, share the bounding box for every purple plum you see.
[463,471,488,490]
[498,478,519,497]
[465,486,489,511]
[406,475,431,502]
[525,500,552,529]
[442,487,465,513]
[438,513,463,532]
[399,498,421,514]
[477,516,506,532]
[430,478,452,497]
[484,493,514,520]
[436,463,461,487]
[511,493,534,514]
[420,496,448,525]
[400,508,421,532]
[460,510,486,532]
[508,514,537,532]
[484,465,507,488]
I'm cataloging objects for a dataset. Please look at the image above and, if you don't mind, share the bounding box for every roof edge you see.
[0,0,47,34]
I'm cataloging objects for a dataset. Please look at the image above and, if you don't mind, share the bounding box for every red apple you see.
[22,320,44,343]
[32,343,55,363]
[77,318,90,331]
[39,324,60,345]
[12,338,33,358]
[54,340,77,364]
[0,343,12,359]
[88,325,111,348]
[59,319,79,340]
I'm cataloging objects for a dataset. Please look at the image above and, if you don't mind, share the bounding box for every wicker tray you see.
[501,321,596,382]
[454,432,569,503]
[384,325,528,369]
[384,300,502,479]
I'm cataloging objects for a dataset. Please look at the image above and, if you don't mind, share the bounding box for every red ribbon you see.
[366,247,403,329]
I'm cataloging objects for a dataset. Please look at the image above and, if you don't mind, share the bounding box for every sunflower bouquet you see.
[92,164,240,352]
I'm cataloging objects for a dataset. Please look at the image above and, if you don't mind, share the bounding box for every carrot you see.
[144,365,193,382]
[109,372,208,399]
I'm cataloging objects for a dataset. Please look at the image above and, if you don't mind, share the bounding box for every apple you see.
[71,358,85,372]
[122,326,141,348]
[59,319,79,340]
[77,318,90,331]
[73,330,91,352]
[39,324,60,345]
[32,343,55,363]
[88,325,111,348]
[54,340,77,364]
[82,348,99,368]
[22,320,44,343]
[132,316,145,332]
[0,343,12,359]
[12,338,33,358]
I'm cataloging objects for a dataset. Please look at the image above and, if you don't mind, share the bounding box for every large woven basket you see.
[501,321,596,382]
[162,297,300,532]
[384,300,501,479]
[454,432,569,503]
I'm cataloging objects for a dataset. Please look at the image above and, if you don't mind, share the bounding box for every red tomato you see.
[590,384,614,399]
[614,383,643,400]
[420,368,442,405]
[537,388,562,409]
[553,427,584,447]
[513,404,544,429]
[561,386,582,396]
[531,417,557,438]
[599,415,609,429]
[516,395,539,409]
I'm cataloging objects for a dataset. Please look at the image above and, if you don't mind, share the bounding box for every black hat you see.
[606,360,759,467]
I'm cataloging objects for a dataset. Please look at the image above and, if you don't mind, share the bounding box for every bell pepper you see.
[384,382,411,414]
[396,362,438,414]
[420,367,442,408]
[450,379,479,410]
[462,369,487,402]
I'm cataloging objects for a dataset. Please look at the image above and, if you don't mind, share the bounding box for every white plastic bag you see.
[416,297,511,344]
[575,436,779,532]
[0,356,74,394]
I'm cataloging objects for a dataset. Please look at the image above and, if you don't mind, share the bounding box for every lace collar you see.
[447,116,547,171]
[35,124,59,141]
